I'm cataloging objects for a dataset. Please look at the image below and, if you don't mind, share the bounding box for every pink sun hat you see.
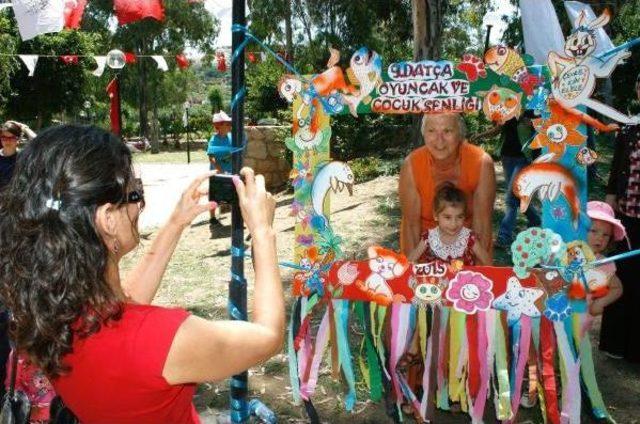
[587,201,626,241]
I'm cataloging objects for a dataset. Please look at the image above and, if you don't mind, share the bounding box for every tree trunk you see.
[296,0,313,46]
[150,85,160,154]
[411,0,444,147]
[138,41,149,143]
[284,0,293,61]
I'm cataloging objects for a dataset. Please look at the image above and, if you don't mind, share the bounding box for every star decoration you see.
[530,101,586,159]
[492,277,543,324]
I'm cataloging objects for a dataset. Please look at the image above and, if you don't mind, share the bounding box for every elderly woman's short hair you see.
[420,113,467,139]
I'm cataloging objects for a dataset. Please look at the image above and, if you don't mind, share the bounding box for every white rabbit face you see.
[564,30,596,60]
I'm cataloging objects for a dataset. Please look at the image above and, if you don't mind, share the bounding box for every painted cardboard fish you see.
[513,159,580,227]
[342,47,383,116]
[484,45,542,95]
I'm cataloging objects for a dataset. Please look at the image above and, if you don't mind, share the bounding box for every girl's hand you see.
[234,168,276,235]
[170,171,218,229]
[589,298,605,316]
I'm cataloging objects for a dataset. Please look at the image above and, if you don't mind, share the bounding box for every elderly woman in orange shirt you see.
[399,113,496,260]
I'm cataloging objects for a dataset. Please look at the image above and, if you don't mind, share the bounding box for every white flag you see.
[18,54,38,76]
[13,0,65,41]
[519,0,565,64]
[92,55,107,77]
[564,1,614,56]
[151,55,169,72]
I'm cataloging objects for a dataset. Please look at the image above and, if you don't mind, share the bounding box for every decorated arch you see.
[279,8,639,424]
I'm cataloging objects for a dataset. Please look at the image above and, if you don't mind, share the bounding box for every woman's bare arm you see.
[122,172,216,304]
[162,169,283,384]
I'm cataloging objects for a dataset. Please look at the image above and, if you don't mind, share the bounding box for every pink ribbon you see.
[299,308,330,399]
[508,315,532,423]
[390,303,412,404]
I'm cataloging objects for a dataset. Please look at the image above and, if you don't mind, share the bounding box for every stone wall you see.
[243,125,291,190]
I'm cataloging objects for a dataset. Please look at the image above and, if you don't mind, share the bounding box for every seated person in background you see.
[0,125,283,423]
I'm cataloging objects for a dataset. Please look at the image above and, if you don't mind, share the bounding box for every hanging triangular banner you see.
[13,0,65,41]
[92,56,107,77]
[18,54,39,77]
[151,55,169,71]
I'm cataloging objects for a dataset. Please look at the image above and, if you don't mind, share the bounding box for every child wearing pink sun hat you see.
[586,201,626,358]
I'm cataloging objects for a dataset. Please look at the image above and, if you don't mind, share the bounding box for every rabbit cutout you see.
[547,9,639,125]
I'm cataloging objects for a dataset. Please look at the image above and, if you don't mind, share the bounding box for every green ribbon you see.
[494,314,512,420]
[354,301,383,401]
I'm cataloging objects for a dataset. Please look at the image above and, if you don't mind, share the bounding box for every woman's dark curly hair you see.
[0,125,136,377]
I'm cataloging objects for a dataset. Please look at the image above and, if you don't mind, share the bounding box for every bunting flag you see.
[113,0,164,25]
[64,0,87,29]
[150,55,168,71]
[59,54,79,65]
[18,54,38,76]
[92,55,107,76]
[106,77,121,136]
[124,52,137,64]
[13,0,65,41]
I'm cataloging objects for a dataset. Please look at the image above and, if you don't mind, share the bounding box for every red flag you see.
[106,78,121,136]
[216,52,227,72]
[124,52,137,64]
[59,55,79,65]
[113,0,164,25]
[175,54,189,70]
[64,0,87,29]
[248,52,256,63]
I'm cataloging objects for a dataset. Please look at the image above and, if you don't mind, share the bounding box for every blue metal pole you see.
[229,0,248,422]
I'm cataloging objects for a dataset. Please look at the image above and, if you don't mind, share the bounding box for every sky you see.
[485,0,519,45]
[207,0,519,48]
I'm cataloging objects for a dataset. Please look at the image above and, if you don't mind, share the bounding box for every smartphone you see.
[209,174,241,204]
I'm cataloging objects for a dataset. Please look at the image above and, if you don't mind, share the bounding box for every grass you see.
[130,139,210,164]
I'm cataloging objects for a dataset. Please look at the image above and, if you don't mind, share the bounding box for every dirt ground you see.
[124,164,640,423]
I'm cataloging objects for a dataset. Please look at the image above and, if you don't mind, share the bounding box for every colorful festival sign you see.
[279,7,637,423]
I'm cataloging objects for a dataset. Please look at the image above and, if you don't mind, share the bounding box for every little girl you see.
[585,201,624,318]
[408,182,490,265]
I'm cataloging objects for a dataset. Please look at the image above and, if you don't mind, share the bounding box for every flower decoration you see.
[445,271,494,314]
[296,234,314,246]
[552,205,567,220]
[316,226,343,257]
[290,160,313,190]
[543,292,573,322]
[530,101,586,158]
